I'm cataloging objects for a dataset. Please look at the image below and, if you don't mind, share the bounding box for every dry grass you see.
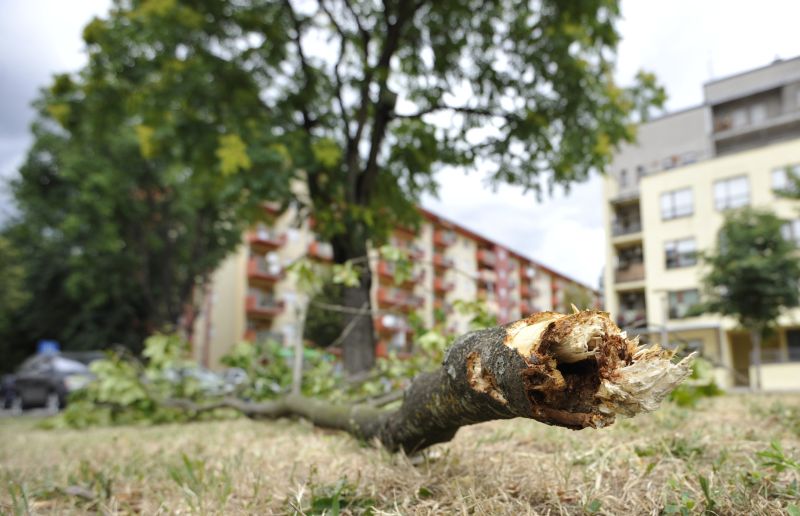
[1,394,799,515]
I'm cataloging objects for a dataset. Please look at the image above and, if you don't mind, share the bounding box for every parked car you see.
[1,374,18,410]
[13,352,102,411]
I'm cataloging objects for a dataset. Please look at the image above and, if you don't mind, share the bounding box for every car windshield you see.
[52,357,89,374]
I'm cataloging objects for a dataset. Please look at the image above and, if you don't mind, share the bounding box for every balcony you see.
[374,314,412,334]
[248,257,284,286]
[477,249,496,267]
[377,287,424,309]
[433,298,454,313]
[246,293,284,320]
[307,240,334,261]
[377,261,424,284]
[433,277,454,293]
[612,221,642,237]
[756,347,800,364]
[244,329,284,343]
[262,201,283,215]
[433,229,457,247]
[432,253,454,269]
[248,226,286,252]
[617,310,647,330]
[520,283,539,298]
[614,262,645,284]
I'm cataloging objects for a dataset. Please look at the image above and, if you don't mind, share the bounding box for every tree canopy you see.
[6,0,663,369]
[5,0,293,355]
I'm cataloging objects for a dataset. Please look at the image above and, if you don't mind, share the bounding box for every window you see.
[660,188,693,220]
[771,164,800,193]
[714,176,749,210]
[782,219,800,247]
[636,165,646,178]
[668,289,700,319]
[665,238,697,268]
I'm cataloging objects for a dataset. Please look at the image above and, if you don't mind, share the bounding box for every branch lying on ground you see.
[166,310,694,453]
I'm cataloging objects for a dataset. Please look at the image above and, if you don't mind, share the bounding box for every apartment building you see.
[192,204,601,368]
[603,56,800,390]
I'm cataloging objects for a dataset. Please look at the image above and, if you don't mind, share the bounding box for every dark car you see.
[1,374,18,410]
[13,352,102,411]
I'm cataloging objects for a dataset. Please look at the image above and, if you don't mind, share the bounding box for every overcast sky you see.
[3,1,800,288]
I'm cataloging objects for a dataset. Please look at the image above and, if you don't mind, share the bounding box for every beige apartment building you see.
[604,56,800,390]
[193,204,601,368]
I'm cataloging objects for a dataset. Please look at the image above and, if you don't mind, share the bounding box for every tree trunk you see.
[750,328,763,391]
[174,310,694,454]
[330,223,376,375]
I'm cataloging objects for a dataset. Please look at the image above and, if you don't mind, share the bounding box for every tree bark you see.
[174,310,694,454]
[331,223,377,375]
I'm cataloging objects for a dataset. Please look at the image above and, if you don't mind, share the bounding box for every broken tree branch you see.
[168,311,694,454]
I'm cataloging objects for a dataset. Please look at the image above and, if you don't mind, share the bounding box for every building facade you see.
[193,205,601,368]
[603,57,800,390]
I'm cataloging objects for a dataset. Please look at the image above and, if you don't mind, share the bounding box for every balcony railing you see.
[377,288,424,309]
[307,240,334,261]
[617,310,647,329]
[248,226,286,251]
[614,262,645,283]
[755,347,800,364]
[377,260,424,283]
[433,277,454,293]
[375,314,412,334]
[248,257,284,283]
[433,298,454,313]
[612,221,642,237]
[477,249,496,267]
[245,293,284,319]
[244,329,284,343]
[520,283,539,298]
[433,253,454,269]
[433,229,457,247]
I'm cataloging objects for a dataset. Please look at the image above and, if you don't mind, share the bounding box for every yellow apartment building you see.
[193,203,601,368]
[604,56,800,390]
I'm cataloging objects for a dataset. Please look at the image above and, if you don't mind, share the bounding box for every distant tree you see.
[562,283,594,311]
[7,5,292,354]
[694,208,800,389]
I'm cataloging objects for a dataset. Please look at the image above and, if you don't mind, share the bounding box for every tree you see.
[14,0,662,371]
[562,283,595,311]
[695,208,800,389]
[169,310,694,453]
[7,3,293,355]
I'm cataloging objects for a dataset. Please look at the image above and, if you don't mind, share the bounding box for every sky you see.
[2,0,800,288]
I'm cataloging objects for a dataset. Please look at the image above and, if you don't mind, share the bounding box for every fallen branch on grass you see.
[168,310,694,453]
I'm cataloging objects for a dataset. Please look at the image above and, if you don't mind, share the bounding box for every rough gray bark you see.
[176,310,694,454]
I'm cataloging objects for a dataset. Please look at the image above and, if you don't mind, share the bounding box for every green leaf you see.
[216,134,252,176]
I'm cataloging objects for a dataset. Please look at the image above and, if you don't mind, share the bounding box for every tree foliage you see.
[6,0,293,356]
[9,0,664,370]
[696,208,800,332]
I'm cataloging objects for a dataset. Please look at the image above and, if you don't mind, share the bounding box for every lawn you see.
[1,394,799,514]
